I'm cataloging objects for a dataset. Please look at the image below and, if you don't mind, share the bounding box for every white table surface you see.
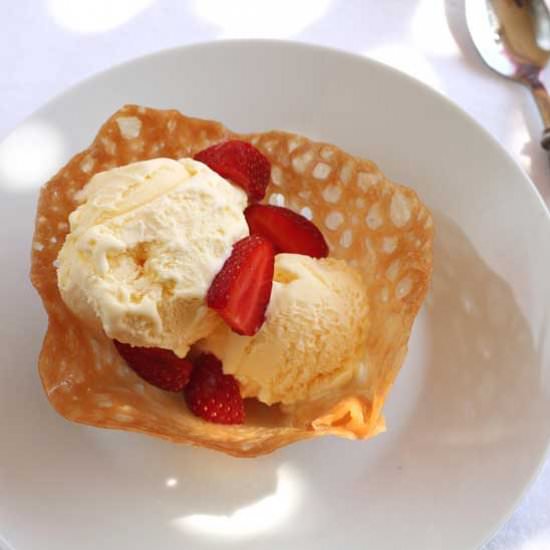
[1,1,549,548]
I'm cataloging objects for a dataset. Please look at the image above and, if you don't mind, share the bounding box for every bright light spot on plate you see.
[0,121,67,192]
[172,463,303,538]
[192,0,333,38]
[165,477,178,488]
[365,46,441,91]
[48,0,155,34]
[411,0,459,57]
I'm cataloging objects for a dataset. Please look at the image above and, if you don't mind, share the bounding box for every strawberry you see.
[245,204,329,258]
[194,140,271,202]
[185,354,245,424]
[207,235,274,336]
[114,341,193,392]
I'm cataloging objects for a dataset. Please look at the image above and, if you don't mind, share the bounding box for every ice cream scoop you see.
[200,253,370,406]
[56,157,249,357]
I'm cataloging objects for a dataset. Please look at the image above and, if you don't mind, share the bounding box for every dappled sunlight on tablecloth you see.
[192,0,332,38]
[0,120,67,192]
[517,529,550,550]
[47,0,155,33]
[412,0,460,58]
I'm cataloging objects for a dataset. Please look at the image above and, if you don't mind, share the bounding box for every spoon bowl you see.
[466,0,550,149]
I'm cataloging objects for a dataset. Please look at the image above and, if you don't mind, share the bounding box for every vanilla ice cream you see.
[200,254,369,405]
[57,157,249,357]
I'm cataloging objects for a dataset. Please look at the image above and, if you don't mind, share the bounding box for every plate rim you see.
[4,37,550,227]
[4,38,550,550]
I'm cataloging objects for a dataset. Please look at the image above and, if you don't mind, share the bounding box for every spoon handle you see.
[530,78,550,150]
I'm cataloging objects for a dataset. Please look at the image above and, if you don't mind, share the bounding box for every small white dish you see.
[1,40,550,550]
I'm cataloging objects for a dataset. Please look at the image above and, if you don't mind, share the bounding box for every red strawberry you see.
[207,235,274,336]
[245,204,329,258]
[114,341,193,392]
[185,354,245,424]
[194,140,271,202]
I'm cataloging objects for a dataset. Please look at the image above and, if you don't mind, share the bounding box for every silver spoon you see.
[466,0,550,149]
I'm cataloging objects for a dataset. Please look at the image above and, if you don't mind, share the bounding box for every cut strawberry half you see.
[185,353,245,425]
[114,341,193,392]
[207,235,274,336]
[194,140,271,202]
[245,204,329,258]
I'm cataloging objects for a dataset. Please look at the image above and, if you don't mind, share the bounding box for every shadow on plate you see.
[2,190,549,550]
[413,211,545,448]
[350,211,550,549]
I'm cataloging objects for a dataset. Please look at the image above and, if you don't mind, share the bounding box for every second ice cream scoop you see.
[200,253,370,406]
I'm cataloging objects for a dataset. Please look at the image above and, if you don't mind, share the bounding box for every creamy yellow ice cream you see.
[57,157,249,357]
[57,156,369,406]
[200,254,369,405]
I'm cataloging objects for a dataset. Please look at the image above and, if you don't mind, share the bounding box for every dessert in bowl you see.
[31,105,433,457]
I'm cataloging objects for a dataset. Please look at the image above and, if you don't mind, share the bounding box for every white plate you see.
[1,40,550,550]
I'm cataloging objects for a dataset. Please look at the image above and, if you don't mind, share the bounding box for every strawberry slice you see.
[245,204,329,258]
[185,354,245,425]
[207,235,274,336]
[114,341,193,392]
[194,140,271,202]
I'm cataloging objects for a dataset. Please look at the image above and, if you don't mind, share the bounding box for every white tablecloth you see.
[1,1,549,548]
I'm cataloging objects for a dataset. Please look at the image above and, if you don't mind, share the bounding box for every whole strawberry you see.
[114,341,193,392]
[194,140,271,202]
[185,354,245,425]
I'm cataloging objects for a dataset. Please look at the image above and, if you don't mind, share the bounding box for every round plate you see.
[1,40,550,550]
